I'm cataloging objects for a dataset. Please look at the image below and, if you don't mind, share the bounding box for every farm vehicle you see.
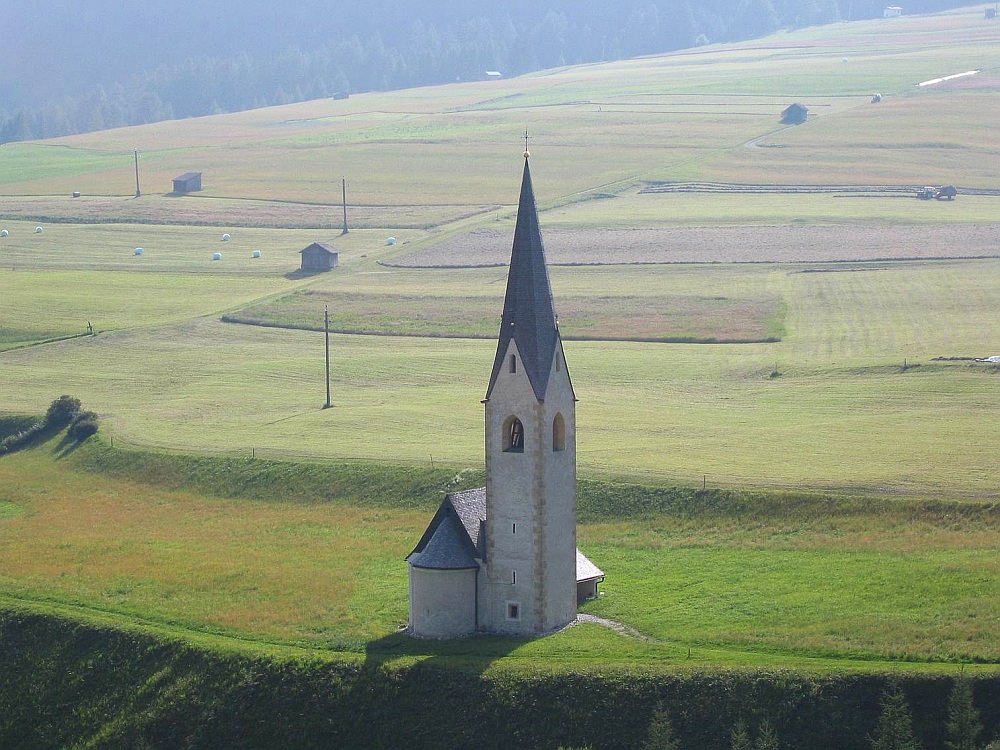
[916,185,958,200]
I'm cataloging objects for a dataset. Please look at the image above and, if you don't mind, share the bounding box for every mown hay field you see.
[225,286,784,343]
[385,221,1000,266]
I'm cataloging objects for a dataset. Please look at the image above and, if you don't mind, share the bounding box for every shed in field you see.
[299,242,339,272]
[172,172,203,194]
[781,103,809,124]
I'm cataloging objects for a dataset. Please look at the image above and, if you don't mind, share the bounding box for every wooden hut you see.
[172,172,203,193]
[299,242,339,272]
[780,103,808,124]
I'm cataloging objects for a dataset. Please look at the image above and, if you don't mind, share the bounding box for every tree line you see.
[0,0,969,144]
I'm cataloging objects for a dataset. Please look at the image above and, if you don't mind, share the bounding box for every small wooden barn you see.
[172,172,203,193]
[299,242,339,272]
[781,103,808,124]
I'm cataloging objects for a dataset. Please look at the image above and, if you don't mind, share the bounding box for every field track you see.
[0,195,488,230]
[640,182,1000,197]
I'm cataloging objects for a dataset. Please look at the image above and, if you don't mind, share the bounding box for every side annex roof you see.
[576,549,604,583]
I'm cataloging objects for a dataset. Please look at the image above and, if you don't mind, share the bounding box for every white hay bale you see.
[252,250,261,258]
[387,236,397,246]
[0,229,8,237]
[213,252,222,261]
[222,233,231,241]
[134,247,144,255]
[35,226,43,234]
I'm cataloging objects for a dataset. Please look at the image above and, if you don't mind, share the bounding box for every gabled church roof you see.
[486,156,561,402]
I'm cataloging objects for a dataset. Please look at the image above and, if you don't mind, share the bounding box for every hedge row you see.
[1,610,998,750]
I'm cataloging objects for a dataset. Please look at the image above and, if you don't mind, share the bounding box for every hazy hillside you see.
[0,0,973,143]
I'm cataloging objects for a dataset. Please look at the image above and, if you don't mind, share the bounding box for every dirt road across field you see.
[384,224,1000,267]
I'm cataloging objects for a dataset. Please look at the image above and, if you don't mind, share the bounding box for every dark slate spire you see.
[486,154,559,402]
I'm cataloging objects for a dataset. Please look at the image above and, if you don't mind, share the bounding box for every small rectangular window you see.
[512,522,516,534]
[509,354,516,373]
[507,603,520,620]
[511,570,516,585]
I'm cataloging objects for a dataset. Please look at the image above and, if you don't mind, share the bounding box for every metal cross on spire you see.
[523,129,530,158]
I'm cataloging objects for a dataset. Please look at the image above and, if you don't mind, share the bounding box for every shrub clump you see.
[44,395,82,428]
[67,411,100,441]
[0,395,97,455]
[0,419,43,455]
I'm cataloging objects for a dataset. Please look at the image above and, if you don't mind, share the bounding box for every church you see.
[406,151,604,638]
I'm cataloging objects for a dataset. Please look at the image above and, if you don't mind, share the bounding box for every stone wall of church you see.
[482,337,577,634]
[537,341,577,629]
[409,567,477,638]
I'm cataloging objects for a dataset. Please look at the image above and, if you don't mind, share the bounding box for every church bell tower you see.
[479,150,578,634]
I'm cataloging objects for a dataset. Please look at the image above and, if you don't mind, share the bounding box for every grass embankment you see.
[4,607,1000,750]
[2,429,999,667]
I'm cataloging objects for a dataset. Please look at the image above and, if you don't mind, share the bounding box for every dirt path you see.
[573,614,656,642]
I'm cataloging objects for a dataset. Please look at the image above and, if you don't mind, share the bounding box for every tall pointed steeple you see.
[486,154,560,402]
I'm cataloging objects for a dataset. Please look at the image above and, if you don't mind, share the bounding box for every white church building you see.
[406,152,604,638]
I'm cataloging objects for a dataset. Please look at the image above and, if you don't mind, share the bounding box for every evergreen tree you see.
[945,675,982,750]
[871,684,921,750]
[733,720,753,750]
[755,719,780,750]
[643,706,679,750]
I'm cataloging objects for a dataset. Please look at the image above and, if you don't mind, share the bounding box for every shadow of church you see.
[361,629,523,675]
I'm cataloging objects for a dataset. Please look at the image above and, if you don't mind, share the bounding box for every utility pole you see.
[324,304,332,408]
[341,177,348,234]
[134,149,141,197]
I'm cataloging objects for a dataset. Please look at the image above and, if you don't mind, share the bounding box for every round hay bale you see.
[212,252,223,261]
[35,226,43,234]
[73,191,81,198]
[387,236,397,246]
[0,229,8,238]
[252,250,261,258]
[134,247,144,256]
[222,233,231,242]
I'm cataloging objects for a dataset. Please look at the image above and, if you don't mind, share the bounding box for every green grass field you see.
[2,258,996,496]
[1,7,999,674]
[2,435,998,670]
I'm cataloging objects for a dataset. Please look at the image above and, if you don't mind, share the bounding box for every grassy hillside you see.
[0,8,998,718]
[0,7,997,217]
